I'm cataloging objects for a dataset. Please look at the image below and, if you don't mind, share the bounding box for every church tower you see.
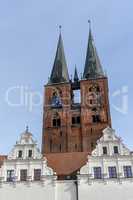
[42,25,111,177]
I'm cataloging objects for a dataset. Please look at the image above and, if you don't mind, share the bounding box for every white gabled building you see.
[78,127,133,200]
[0,126,133,200]
[0,127,57,200]
[0,126,54,182]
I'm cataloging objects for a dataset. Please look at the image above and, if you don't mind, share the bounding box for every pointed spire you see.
[49,26,69,84]
[74,66,79,82]
[83,21,104,79]
[26,125,29,133]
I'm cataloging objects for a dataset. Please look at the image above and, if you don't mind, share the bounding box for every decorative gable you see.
[92,127,130,156]
[8,127,42,160]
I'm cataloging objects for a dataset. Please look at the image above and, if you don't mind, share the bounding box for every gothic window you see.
[51,91,62,108]
[28,150,32,158]
[93,167,102,179]
[108,167,117,178]
[92,115,101,123]
[20,169,27,181]
[88,85,102,109]
[7,170,15,182]
[73,90,81,104]
[34,169,41,181]
[72,117,75,124]
[72,116,80,125]
[123,166,132,178]
[90,99,93,104]
[53,118,61,127]
[103,146,107,155]
[114,146,119,154]
[18,150,23,158]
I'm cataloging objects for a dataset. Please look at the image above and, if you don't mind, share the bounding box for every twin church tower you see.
[42,25,111,177]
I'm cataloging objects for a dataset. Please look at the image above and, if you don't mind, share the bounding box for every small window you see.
[72,117,76,124]
[92,115,101,123]
[124,166,132,178]
[34,169,41,181]
[94,167,102,179]
[28,150,32,158]
[103,147,107,155]
[77,116,80,124]
[53,119,56,127]
[72,116,80,125]
[90,99,93,104]
[7,170,15,182]
[108,167,117,178]
[18,150,23,158]
[114,146,119,154]
[20,169,27,181]
[53,118,61,127]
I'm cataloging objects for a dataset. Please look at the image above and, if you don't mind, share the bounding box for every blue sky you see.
[0,0,133,154]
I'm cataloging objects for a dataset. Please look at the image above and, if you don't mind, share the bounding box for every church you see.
[0,25,133,200]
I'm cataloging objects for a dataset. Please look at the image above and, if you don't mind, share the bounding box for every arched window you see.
[92,115,101,123]
[18,150,23,158]
[52,112,61,127]
[28,150,32,158]
[51,91,62,108]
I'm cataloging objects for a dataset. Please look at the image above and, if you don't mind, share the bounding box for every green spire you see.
[83,21,104,79]
[74,66,79,82]
[49,29,69,84]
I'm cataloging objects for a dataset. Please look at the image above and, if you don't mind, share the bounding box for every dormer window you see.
[114,146,119,154]
[103,146,107,155]
[18,150,23,158]
[28,150,32,158]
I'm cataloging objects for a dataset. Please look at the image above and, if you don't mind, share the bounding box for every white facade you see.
[0,127,56,185]
[78,127,133,200]
[0,127,133,200]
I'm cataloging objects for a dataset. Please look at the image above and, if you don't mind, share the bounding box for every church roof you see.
[49,32,69,84]
[83,25,104,79]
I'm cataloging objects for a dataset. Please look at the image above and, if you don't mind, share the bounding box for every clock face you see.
[51,90,62,108]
